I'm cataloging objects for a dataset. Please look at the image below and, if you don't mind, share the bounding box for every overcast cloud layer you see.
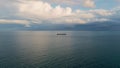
[0,0,120,30]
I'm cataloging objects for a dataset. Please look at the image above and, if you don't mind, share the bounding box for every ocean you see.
[0,31,120,68]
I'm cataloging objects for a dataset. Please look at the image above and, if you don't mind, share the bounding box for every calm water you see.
[0,31,120,68]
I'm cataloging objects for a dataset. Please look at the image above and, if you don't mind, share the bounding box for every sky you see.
[0,0,120,30]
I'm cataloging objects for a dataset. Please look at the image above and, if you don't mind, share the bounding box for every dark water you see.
[0,31,120,68]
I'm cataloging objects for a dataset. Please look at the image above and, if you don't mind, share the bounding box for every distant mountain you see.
[0,21,120,31]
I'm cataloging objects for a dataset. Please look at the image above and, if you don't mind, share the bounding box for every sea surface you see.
[0,31,120,68]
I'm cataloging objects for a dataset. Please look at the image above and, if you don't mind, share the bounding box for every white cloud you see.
[0,19,30,27]
[17,0,96,24]
[0,0,119,27]
[15,0,120,25]
[83,0,95,8]
[75,10,95,18]
[18,0,73,19]
[89,9,113,16]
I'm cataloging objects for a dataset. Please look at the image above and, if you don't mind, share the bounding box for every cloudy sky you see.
[0,0,120,30]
